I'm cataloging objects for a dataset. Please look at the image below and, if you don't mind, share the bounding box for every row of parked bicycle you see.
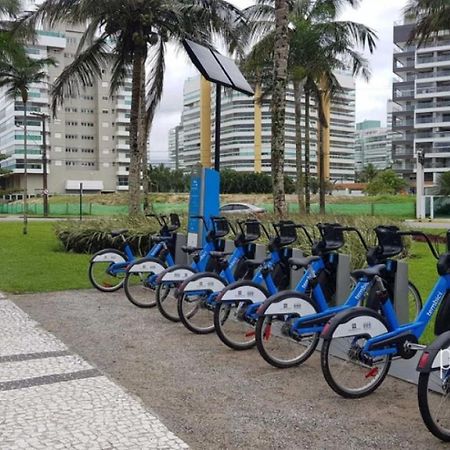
[88,213,450,442]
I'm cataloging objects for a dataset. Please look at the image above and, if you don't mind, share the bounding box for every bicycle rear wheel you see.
[178,292,215,334]
[214,301,256,350]
[123,272,156,308]
[256,315,319,369]
[321,332,391,398]
[156,284,181,322]
[88,250,126,292]
[418,369,450,441]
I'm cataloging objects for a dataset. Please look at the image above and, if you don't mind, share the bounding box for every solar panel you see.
[183,40,232,88]
[212,51,254,96]
[183,39,254,96]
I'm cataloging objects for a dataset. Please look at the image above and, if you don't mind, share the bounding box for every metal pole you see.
[214,85,221,172]
[79,182,83,221]
[23,101,28,234]
[42,116,48,217]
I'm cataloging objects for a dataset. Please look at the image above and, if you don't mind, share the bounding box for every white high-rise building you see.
[355,120,393,171]
[171,73,356,181]
[393,17,450,187]
[0,23,133,195]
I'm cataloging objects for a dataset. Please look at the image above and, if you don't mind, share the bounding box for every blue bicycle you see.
[154,215,238,322]
[176,220,296,336]
[255,224,422,368]
[320,229,447,399]
[416,231,450,441]
[88,213,180,293]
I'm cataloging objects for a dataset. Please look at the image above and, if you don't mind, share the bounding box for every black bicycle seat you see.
[111,229,128,237]
[351,264,386,280]
[209,251,232,259]
[244,259,266,269]
[288,255,321,270]
[182,245,203,255]
[151,236,172,243]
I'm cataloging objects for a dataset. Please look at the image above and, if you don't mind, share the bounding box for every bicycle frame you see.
[108,241,171,276]
[364,274,450,358]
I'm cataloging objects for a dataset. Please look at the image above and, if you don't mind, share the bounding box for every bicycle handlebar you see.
[190,215,209,231]
[397,230,441,260]
[340,226,369,251]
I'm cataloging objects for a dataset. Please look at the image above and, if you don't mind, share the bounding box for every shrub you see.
[55,214,409,271]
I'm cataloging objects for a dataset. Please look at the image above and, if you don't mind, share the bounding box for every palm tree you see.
[406,0,450,45]
[0,56,54,234]
[271,0,290,218]
[19,0,245,216]
[0,0,26,63]
[245,0,376,215]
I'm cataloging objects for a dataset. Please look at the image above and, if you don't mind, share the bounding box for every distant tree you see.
[356,163,379,183]
[437,171,450,196]
[365,169,408,196]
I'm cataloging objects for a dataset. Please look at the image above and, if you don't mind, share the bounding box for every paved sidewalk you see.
[0,295,188,450]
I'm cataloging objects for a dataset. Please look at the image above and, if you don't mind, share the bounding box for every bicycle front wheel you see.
[178,292,215,334]
[88,250,126,292]
[214,301,256,350]
[321,331,391,399]
[123,272,156,308]
[418,370,450,441]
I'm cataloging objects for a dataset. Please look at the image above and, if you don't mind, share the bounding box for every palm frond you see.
[50,35,110,115]
[145,36,165,132]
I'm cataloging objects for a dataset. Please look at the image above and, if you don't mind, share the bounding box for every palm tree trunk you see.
[23,100,28,234]
[128,45,145,216]
[138,66,150,213]
[293,79,305,215]
[271,0,289,218]
[304,87,311,215]
[318,121,326,214]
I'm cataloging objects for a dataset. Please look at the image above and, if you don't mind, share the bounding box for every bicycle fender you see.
[156,265,196,284]
[91,249,126,264]
[260,290,317,316]
[417,331,450,373]
[127,257,165,274]
[216,280,270,304]
[178,272,226,295]
[321,307,388,341]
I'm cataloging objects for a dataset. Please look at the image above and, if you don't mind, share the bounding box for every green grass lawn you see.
[0,221,91,294]
[0,221,446,344]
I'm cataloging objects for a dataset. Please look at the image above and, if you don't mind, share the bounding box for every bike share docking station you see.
[175,40,411,323]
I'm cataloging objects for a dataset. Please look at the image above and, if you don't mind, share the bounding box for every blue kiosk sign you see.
[183,39,254,246]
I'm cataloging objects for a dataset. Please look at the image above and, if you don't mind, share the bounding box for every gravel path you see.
[13,289,446,450]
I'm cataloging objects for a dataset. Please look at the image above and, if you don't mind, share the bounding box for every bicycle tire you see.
[88,249,127,292]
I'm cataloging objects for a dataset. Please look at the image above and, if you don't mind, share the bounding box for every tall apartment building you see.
[0,24,132,195]
[168,125,183,170]
[171,73,356,182]
[393,18,450,186]
[355,120,393,171]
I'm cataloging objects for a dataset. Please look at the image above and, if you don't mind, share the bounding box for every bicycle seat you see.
[244,258,266,269]
[288,255,321,270]
[110,229,128,237]
[151,235,172,243]
[181,245,202,255]
[209,251,232,259]
[351,264,386,280]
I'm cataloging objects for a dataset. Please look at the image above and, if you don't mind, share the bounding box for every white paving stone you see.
[0,300,66,357]
[0,355,92,382]
[0,299,188,449]
[0,377,188,449]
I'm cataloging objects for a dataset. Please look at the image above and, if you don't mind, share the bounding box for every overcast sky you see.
[149,0,409,163]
